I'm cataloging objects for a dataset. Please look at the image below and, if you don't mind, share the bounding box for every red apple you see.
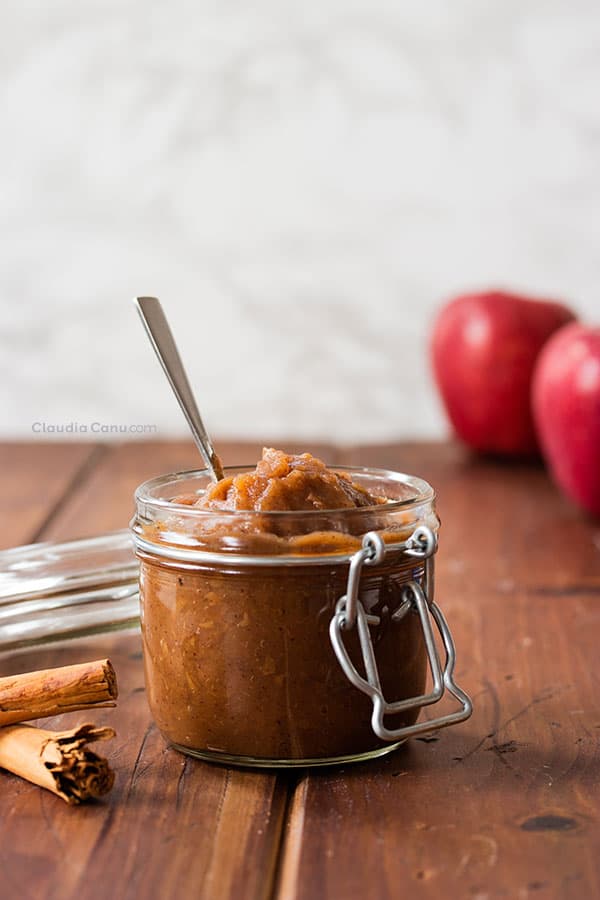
[532,322,600,516]
[431,291,576,456]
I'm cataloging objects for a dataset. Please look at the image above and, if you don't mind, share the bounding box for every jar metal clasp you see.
[329,527,473,742]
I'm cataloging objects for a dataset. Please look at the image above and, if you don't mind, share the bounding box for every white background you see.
[1,1,598,442]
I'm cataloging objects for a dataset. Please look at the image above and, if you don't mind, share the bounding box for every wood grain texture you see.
[0,442,99,548]
[0,634,288,900]
[1,440,599,899]
[0,440,335,900]
[276,443,600,899]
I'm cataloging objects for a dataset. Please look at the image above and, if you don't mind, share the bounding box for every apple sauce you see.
[131,450,440,766]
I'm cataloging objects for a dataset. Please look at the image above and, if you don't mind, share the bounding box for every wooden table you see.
[1,440,599,900]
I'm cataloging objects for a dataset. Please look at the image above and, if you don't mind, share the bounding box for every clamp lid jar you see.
[131,458,472,768]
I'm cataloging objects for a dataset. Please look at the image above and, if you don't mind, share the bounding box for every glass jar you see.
[131,465,472,768]
[0,531,139,654]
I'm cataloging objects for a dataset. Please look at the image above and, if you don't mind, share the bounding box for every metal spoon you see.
[133,296,224,482]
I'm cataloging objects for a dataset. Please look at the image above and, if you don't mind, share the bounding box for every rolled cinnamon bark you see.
[0,723,115,804]
[0,659,117,726]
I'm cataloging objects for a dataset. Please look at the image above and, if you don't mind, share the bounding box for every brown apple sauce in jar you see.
[131,449,467,767]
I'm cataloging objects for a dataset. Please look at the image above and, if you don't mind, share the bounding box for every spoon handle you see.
[133,297,224,481]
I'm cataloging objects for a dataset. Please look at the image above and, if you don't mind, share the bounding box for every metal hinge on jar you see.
[329,527,472,742]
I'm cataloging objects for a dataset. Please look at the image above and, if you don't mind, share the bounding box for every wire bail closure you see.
[329,527,472,742]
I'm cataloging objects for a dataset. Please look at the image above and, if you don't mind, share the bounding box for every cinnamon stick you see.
[0,659,117,726]
[0,723,115,804]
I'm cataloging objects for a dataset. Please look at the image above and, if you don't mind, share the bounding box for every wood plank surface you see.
[1,440,599,899]
[0,440,335,900]
[0,442,99,548]
[277,444,600,899]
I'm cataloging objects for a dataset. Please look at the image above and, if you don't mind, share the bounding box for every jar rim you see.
[134,464,435,518]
